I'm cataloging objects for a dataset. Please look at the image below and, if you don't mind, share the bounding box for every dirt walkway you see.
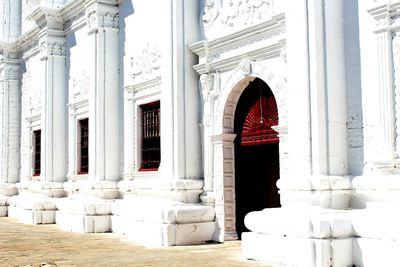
[0,218,269,267]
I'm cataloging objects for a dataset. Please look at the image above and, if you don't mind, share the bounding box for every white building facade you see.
[0,0,399,266]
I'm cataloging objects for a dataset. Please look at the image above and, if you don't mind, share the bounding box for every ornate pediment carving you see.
[130,43,161,84]
[202,0,279,40]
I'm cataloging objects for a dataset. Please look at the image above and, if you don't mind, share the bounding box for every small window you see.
[33,129,41,176]
[140,101,160,171]
[79,118,89,174]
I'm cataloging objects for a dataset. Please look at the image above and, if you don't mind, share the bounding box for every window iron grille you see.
[79,118,89,174]
[140,101,160,171]
[33,129,41,176]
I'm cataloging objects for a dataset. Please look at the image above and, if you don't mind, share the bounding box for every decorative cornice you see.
[0,0,120,55]
[369,2,400,32]
[192,40,285,74]
[68,99,89,110]
[27,7,64,31]
[125,76,162,97]
[191,13,284,58]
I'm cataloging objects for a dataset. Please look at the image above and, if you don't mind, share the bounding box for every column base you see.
[242,232,352,267]
[111,198,216,246]
[7,193,57,224]
[0,183,18,196]
[17,181,66,198]
[56,197,112,233]
[278,175,351,209]
[63,180,121,199]
[118,178,204,204]
[242,207,353,266]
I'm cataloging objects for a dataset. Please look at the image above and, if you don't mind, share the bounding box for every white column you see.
[375,30,395,164]
[39,32,68,183]
[286,0,312,176]
[324,0,348,176]
[0,0,21,42]
[308,0,348,176]
[86,1,120,182]
[0,50,20,196]
[160,0,202,180]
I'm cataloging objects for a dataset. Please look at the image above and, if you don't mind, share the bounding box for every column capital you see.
[0,49,21,81]
[85,1,119,34]
[39,33,66,60]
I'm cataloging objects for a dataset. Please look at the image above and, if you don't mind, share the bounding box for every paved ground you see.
[0,217,268,267]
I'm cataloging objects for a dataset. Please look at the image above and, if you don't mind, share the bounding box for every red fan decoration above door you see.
[241,94,279,146]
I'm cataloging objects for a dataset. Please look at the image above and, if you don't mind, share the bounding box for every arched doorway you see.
[234,78,280,238]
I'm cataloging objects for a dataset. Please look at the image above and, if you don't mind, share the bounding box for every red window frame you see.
[33,129,41,176]
[79,118,89,174]
[139,101,160,171]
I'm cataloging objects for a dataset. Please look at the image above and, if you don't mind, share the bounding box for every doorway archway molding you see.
[203,60,288,241]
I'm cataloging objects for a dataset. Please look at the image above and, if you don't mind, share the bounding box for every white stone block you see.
[8,206,55,224]
[353,238,400,267]
[244,208,352,239]
[174,221,216,245]
[56,199,112,215]
[280,189,351,209]
[0,198,8,206]
[351,208,400,239]
[111,200,215,225]
[242,232,352,267]
[0,206,7,217]
[242,232,315,266]
[56,212,111,233]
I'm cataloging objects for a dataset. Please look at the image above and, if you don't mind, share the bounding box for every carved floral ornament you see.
[86,7,119,32]
[40,40,66,58]
[202,0,275,38]
[71,70,89,102]
[130,43,161,83]
[3,65,20,80]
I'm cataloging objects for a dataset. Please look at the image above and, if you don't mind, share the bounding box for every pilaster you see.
[366,3,400,173]
[199,73,219,204]
[0,49,21,196]
[85,1,120,183]
[160,0,202,180]
[38,27,67,184]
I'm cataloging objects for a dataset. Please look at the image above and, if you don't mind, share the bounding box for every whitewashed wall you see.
[20,54,42,182]
[121,0,202,181]
[66,25,91,178]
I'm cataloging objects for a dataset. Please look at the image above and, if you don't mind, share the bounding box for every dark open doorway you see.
[234,78,281,238]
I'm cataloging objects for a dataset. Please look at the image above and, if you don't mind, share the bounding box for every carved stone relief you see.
[29,90,41,116]
[86,4,119,33]
[40,39,66,58]
[202,0,275,39]
[71,70,89,103]
[130,43,161,84]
